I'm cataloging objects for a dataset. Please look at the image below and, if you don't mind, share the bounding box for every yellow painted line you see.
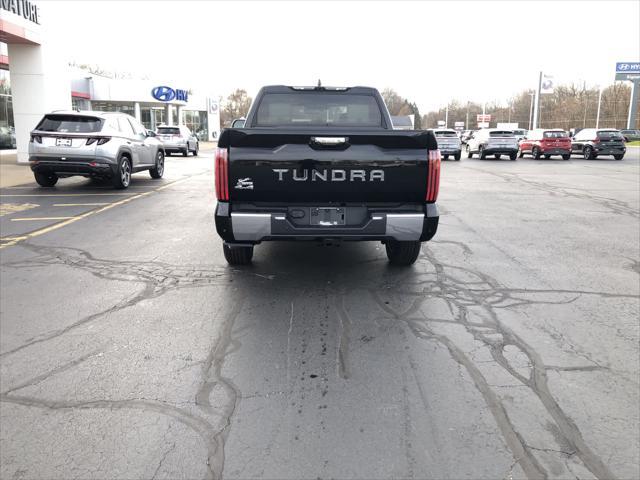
[0,193,133,197]
[0,176,194,250]
[11,217,75,222]
[52,203,109,207]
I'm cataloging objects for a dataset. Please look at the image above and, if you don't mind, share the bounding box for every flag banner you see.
[541,74,554,94]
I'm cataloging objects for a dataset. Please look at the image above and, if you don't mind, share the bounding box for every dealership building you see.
[1,1,220,163]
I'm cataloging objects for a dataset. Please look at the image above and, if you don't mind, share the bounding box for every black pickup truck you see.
[214,85,441,266]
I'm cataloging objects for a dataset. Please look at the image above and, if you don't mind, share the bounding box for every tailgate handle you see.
[311,137,348,146]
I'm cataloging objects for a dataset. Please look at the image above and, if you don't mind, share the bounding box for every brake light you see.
[215,147,229,201]
[426,149,441,202]
[30,134,42,144]
[86,137,111,145]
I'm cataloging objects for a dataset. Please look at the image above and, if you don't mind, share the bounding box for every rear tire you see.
[613,154,624,160]
[112,156,131,189]
[34,172,58,187]
[544,154,551,159]
[193,142,199,156]
[509,152,517,161]
[479,146,487,159]
[532,147,541,159]
[584,146,595,160]
[223,244,254,265]
[183,146,189,157]
[443,154,449,160]
[466,145,473,158]
[454,152,461,161]
[494,154,501,159]
[150,150,164,179]
[385,240,421,266]
[562,154,571,160]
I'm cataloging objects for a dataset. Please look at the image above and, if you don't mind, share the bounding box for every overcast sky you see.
[43,0,639,112]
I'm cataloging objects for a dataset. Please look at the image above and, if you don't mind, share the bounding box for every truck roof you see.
[260,85,379,95]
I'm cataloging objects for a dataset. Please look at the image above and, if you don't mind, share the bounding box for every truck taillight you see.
[426,149,441,202]
[215,147,229,201]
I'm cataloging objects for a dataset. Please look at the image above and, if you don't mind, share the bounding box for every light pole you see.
[528,92,535,130]
[595,86,603,128]
[445,103,449,128]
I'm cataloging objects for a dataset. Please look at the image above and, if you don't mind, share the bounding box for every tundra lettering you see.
[273,168,385,182]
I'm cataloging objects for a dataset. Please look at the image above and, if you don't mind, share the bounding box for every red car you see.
[519,129,572,160]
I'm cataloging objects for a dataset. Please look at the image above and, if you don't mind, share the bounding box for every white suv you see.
[156,125,199,156]
[466,129,519,160]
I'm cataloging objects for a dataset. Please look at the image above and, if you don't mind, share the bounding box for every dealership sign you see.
[151,86,189,103]
[616,62,640,81]
[476,114,491,123]
[1,0,40,24]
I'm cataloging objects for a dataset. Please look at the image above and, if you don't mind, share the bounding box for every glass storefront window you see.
[90,101,135,116]
[0,69,14,129]
[183,110,208,141]
[140,107,165,130]
[72,97,90,111]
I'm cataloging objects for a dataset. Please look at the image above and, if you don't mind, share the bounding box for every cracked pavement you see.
[1,150,639,479]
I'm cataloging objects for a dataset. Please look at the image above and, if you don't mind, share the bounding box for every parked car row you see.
[27,111,201,189]
[440,127,629,161]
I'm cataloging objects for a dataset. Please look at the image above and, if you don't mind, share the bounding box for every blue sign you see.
[616,62,640,73]
[151,86,189,103]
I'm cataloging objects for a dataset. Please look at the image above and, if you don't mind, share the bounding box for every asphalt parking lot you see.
[0,148,638,480]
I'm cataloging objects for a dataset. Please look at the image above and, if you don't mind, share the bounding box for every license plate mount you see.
[310,207,345,226]
[56,138,72,147]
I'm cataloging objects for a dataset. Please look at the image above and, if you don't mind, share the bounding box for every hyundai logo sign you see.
[151,86,189,103]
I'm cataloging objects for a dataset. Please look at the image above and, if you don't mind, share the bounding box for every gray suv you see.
[29,111,165,189]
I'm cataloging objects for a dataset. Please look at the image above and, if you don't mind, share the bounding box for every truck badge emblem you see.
[235,178,254,190]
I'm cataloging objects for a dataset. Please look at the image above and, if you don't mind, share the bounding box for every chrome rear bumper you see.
[216,204,439,243]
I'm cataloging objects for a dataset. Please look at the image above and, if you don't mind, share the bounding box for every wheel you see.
[509,152,517,161]
[613,154,624,160]
[494,154,501,159]
[34,172,58,187]
[454,152,461,161]
[193,142,199,156]
[544,154,551,159]
[443,154,449,160]
[518,149,524,158]
[112,156,131,189]
[150,150,165,179]
[562,154,571,160]
[479,146,486,159]
[183,146,189,157]
[532,147,541,159]
[583,146,595,160]
[223,243,254,265]
[466,145,473,158]
[385,240,421,266]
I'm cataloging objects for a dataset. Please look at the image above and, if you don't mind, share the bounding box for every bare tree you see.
[221,89,253,127]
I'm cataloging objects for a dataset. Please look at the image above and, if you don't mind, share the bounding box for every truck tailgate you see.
[220,130,433,203]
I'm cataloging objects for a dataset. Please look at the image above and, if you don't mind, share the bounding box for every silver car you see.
[155,125,199,156]
[466,128,519,160]
[29,111,165,188]
[433,128,462,160]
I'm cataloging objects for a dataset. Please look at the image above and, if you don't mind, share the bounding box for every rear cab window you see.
[255,93,383,127]
[434,130,458,137]
[489,130,514,137]
[597,131,624,141]
[543,131,568,138]
[36,115,103,133]
[157,127,181,135]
